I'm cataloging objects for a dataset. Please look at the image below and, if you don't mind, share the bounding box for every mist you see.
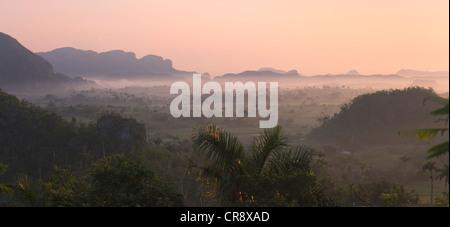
[0,0,448,209]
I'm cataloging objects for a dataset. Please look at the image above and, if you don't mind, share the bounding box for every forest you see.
[0,86,448,207]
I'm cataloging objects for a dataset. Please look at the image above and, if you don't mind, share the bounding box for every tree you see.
[423,161,437,207]
[191,123,332,206]
[41,154,184,207]
[87,154,184,207]
[42,167,91,207]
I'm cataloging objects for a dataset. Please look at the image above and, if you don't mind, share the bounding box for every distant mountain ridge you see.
[397,69,449,77]
[214,68,300,82]
[37,47,195,81]
[258,67,299,75]
[0,32,95,94]
[2,31,446,92]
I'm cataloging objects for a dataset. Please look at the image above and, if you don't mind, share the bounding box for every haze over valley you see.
[33,44,450,93]
[0,0,448,208]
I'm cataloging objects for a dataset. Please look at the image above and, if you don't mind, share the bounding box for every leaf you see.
[266,146,315,176]
[251,125,288,175]
[427,141,449,159]
[430,103,449,116]
[191,124,246,173]
[398,128,448,141]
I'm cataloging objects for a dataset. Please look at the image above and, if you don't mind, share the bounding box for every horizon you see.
[1,0,448,77]
[34,45,450,77]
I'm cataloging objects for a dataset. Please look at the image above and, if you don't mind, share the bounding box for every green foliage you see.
[88,154,183,207]
[434,193,449,207]
[0,162,13,195]
[41,154,184,207]
[43,167,91,206]
[0,89,185,206]
[427,141,449,159]
[191,123,333,207]
[379,193,398,207]
[14,174,43,206]
[352,180,419,207]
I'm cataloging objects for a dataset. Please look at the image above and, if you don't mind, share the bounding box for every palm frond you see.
[201,165,224,179]
[251,125,288,175]
[15,174,40,206]
[423,161,437,172]
[265,145,315,176]
[398,128,448,141]
[191,123,246,173]
[427,141,449,159]
[436,164,449,182]
[430,102,449,116]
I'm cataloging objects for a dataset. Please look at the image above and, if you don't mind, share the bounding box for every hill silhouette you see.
[214,68,300,82]
[307,87,446,146]
[37,47,195,81]
[0,32,95,94]
[345,70,360,75]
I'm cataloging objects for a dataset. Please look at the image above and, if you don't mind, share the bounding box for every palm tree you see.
[436,164,449,197]
[423,161,437,207]
[191,123,330,206]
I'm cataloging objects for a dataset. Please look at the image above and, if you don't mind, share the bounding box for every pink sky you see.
[1,0,448,76]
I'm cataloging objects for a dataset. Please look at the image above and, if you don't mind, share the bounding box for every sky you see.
[0,0,448,77]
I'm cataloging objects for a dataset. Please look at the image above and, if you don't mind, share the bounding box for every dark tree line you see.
[0,88,147,180]
[0,88,184,206]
